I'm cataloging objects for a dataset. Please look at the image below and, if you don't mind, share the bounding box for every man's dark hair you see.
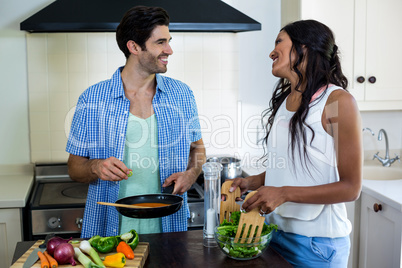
[116,6,170,58]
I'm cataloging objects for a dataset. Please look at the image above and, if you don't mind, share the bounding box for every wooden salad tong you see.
[234,191,265,243]
[220,180,241,224]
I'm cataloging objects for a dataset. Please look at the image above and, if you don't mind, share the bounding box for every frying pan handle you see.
[162,182,175,194]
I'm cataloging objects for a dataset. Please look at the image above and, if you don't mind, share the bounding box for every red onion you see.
[46,236,72,256]
[53,243,76,266]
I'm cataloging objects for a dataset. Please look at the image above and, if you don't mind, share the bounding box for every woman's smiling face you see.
[270,31,299,83]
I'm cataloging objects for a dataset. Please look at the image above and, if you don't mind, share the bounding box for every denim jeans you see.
[270,230,350,268]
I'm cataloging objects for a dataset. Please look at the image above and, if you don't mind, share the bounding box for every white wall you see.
[361,111,402,160]
[226,0,281,169]
[26,32,240,162]
[0,0,55,165]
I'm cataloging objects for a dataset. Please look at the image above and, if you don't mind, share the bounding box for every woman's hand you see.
[241,186,287,215]
[225,172,266,201]
[227,177,251,196]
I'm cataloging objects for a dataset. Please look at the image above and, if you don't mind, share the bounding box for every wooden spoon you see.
[220,180,241,224]
[234,191,265,243]
[97,201,155,209]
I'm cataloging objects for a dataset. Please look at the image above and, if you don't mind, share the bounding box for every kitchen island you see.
[13,229,291,267]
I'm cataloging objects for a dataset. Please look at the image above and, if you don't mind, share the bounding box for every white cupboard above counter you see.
[282,0,402,111]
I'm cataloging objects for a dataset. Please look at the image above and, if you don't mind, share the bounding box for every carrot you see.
[116,241,135,259]
[44,251,58,268]
[37,251,49,268]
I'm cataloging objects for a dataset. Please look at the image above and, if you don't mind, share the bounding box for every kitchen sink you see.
[363,165,402,180]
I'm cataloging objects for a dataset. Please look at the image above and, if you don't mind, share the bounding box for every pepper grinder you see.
[202,162,222,247]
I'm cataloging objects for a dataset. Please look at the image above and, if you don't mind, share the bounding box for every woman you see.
[229,20,362,267]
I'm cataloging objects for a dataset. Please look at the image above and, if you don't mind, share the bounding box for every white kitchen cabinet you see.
[0,208,23,268]
[281,0,402,111]
[359,191,402,268]
[345,199,361,268]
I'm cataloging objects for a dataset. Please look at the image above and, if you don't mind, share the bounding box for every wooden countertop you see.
[13,230,291,268]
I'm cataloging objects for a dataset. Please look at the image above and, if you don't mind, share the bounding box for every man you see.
[66,6,206,238]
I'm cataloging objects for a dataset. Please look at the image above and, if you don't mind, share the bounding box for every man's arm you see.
[185,138,206,182]
[162,138,206,195]
[68,154,131,183]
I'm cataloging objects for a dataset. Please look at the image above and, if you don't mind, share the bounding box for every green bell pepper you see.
[89,235,118,253]
[117,229,139,250]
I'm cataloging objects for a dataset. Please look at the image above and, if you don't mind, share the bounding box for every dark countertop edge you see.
[13,230,292,267]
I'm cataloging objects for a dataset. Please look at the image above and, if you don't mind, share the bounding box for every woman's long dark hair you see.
[262,20,348,171]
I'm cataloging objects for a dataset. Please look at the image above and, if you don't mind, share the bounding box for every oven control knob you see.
[189,212,196,223]
[47,217,61,229]
[76,217,83,229]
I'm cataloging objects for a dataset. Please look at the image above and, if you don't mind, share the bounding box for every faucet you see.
[373,129,400,167]
[363,127,375,136]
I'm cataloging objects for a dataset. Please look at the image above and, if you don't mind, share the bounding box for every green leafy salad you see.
[215,211,278,259]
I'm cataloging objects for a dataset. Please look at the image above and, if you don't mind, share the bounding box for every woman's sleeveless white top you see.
[265,85,352,238]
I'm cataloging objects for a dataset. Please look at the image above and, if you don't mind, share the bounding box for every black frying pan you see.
[115,194,183,218]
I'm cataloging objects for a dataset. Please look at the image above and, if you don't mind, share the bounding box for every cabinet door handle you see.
[373,203,382,212]
[356,76,365,83]
[368,76,376,84]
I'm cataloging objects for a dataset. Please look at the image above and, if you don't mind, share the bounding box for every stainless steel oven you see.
[27,163,87,240]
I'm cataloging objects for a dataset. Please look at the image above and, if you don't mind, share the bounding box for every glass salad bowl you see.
[214,226,274,260]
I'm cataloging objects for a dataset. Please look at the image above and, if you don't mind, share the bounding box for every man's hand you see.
[93,157,132,181]
[68,154,132,183]
[162,170,197,195]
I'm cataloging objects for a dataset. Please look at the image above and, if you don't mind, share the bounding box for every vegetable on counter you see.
[74,248,104,268]
[53,243,76,266]
[44,251,58,268]
[79,240,105,267]
[117,229,139,250]
[88,229,139,253]
[37,251,49,268]
[116,241,134,260]
[46,236,72,256]
[103,253,126,268]
[88,235,118,253]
